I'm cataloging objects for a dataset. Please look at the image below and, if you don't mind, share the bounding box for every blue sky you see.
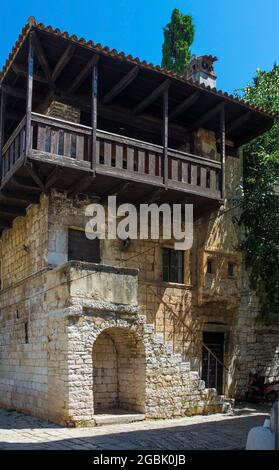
[1,0,278,93]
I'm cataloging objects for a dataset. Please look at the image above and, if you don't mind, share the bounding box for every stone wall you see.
[48,309,230,425]
[0,196,48,289]
[92,327,146,413]
[0,196,50,416]
[46,101,81,123]
[232,272,279,396]
[0,124,278,423]
[42,190,245,401]
[93,332,119,411]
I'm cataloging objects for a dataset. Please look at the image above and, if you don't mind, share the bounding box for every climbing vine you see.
[237,65,279,318]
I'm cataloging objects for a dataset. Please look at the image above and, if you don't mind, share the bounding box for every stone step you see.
[144,323,155,333]
[180,362,191,372]
[93,410,145,426]
[164,341,173,355]
[153,333,164,344]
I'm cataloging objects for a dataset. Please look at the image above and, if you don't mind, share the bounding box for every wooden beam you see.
[67,173,93,197]
[0,190,39,204]
[187,101,225,132]
[32,31,52,83]
[220,104,226,199]
[0,205,26,217]
[91,63,98,173]
[226,111,252,135]
[105,181,132,197]
[163,88,168,187]
[99,102,186,142]
[36,89,55,114]
[0,88,6,180]
[25,162,46,193]
[51,44,76,82]
[216,143,238,158]
[169,91,200,121]
[11,176,40,191]
[45,166,62,189]
[25,34,34,158]
[3,85,25,100]
[102,66,139,104]
[67,54,99,94]
[235,119,273,147]
[6,111,22,122]
[11,63,48,84]
[133,79,171,114]
[2,85,39,102]
[137,188,165,204]
[0,219,12,229]
[54,90,188,142]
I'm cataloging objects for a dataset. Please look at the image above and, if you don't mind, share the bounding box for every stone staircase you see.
[140,315,233,418]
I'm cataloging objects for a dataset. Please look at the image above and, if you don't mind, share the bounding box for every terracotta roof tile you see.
[0,16,275,119]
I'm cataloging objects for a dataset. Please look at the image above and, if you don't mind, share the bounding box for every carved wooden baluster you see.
[138,149,145,174]
[63,132,71,157]
[210,169,216,191]
[104,141,112,166]
[51,128,59,155]
[127,147,134,172]
[191,164,197,186]
[181,161,188,183]
[25,33,34,158]
[200,167,207,189]
[0,88,5,178]
[76,134,84,161]
[149,152,156,177]
[171,159,179,181]
[115,144,123,169]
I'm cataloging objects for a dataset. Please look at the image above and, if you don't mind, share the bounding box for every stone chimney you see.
[46,100,81,124]
[185,55,217,89]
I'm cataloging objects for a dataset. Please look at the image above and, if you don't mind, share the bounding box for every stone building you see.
[0,18,278,425]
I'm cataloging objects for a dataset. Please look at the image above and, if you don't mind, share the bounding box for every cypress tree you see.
[162,8,195,73]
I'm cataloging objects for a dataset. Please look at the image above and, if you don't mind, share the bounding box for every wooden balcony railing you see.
[1,113,222,199]
[2,116,26,177]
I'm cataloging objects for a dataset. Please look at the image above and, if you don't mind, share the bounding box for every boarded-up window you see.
[68,229,100,263]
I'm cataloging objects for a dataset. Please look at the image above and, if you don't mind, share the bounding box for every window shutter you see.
[68,229,100,263]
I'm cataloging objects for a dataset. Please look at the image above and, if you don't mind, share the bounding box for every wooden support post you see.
[91,63,98,174]
[220,103,226,199]
[0,88,6,180]
[163,88,169,188]
[25,33,34,158]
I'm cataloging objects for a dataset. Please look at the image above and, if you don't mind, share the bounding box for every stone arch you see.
[92,326,146,414]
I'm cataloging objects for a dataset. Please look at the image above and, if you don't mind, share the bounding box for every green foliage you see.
[162,8,195,73]
[237,65,279,317]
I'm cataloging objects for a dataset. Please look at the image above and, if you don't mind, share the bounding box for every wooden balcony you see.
[0,19,275,236]
[1,112,222,215]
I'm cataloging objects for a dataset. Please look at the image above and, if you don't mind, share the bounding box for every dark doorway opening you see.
[202,332,224,394]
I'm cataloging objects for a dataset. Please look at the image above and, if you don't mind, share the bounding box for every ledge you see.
[46,261,139,309]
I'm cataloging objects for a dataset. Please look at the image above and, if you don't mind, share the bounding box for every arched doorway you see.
[92,327,146,414]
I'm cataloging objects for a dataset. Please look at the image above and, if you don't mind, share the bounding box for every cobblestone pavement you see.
[0,405,270,450]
